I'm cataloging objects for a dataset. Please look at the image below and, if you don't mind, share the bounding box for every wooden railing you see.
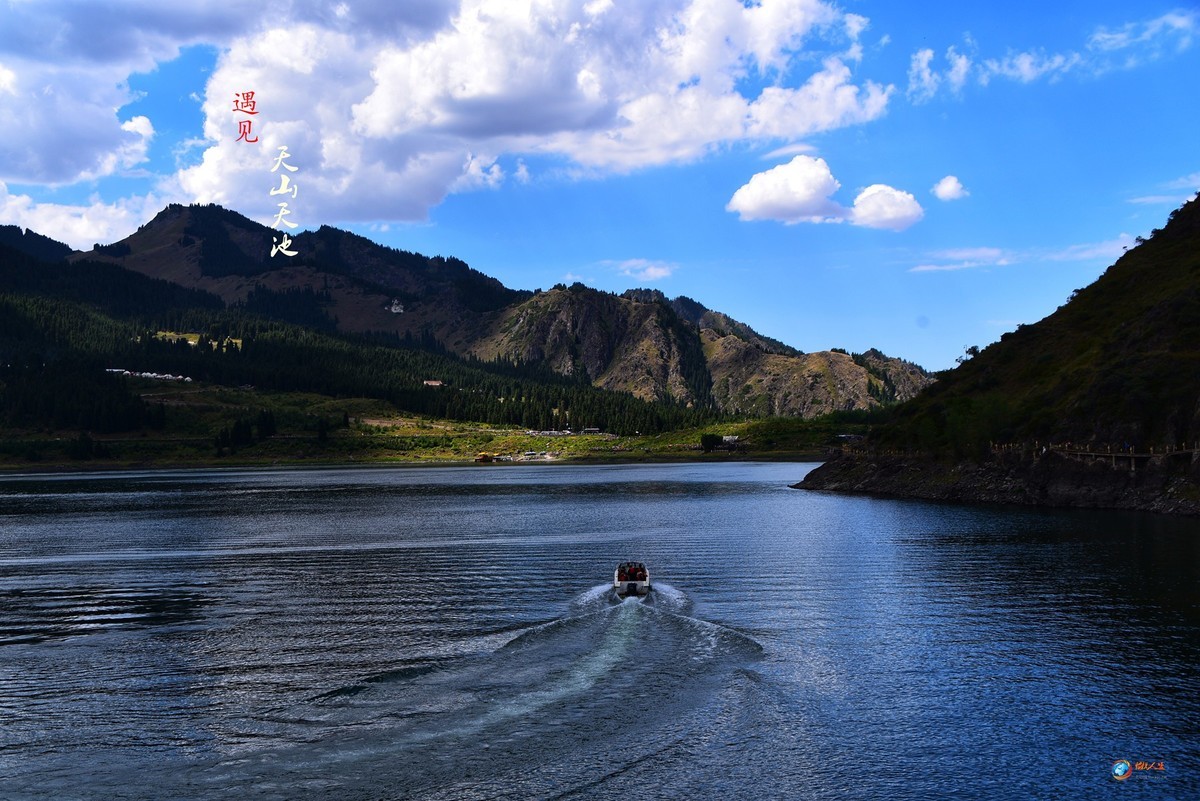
[826,441,1200,471]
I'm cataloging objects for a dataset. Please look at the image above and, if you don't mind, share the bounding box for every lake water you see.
[0,462,1196,799]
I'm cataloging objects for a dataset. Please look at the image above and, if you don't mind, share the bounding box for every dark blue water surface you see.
[0,462,1196,799]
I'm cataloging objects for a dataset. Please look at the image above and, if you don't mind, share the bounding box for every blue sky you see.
[1,1,1197,370]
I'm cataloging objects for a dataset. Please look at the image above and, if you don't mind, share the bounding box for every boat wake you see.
[569,580,692,614]
[199,582,764,799]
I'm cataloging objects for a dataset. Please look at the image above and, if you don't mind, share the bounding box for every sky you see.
[1,0,1198,371]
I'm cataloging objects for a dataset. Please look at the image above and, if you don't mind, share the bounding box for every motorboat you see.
[613,561,650,598]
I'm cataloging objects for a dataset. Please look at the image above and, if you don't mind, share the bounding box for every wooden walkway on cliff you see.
[995,442,1200,471]
[833,441,1200,472]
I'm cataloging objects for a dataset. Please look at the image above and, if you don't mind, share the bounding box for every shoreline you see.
[796,450,1200,517]
[0,450,826,477]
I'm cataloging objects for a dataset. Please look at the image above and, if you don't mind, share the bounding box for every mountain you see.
[0,225,72,263]
[71,203,527,341]
[800,194,1200,515]
[462,284,931,414]
[71,203,931,417]
[467,283,714,406]
[0,241,717,438]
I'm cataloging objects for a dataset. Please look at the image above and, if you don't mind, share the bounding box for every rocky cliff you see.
[799,449,1200,516]
[73,203,933,417]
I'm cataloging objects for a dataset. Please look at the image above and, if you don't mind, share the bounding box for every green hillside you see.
[796,196,1200,515]
[873,194,1200,457]
[0,243,718,447]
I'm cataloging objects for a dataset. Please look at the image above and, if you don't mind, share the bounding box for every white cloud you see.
[348,0,888,178]
[0,64,158,184]
[1045,234,1135,262]
[910,9,1196,101]
[0,181,166,250]
[910,235,1136,273]
[1167,171,1200,190]
[0,62,15,95]
[0,1,275,185]
[613,258,677,282]
[355,1,886,178]
[1128,194,1190,205]
[932,175,968,201]
[1126,171,1200,205]
[453,154,505,192]
[910,246,1010,272]
[514,159,531,184]
[77,116,156,182]
[2,0,892,234]
[909,263,973,273]
[945,46,971,91]
[726,156,846,224]
[907,45,973,103]
[843,14,869,42]
[1088,11,1195,56]
[762,143,818,160]
[727,155,922,231]
[936,247,1008,262]
[980,50,1082,84]
[850,184,923,231]
[906,48,939,103]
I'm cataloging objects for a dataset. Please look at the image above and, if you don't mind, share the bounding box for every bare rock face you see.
[852,348,931,404]
[72,203,935,418]
[470,287,711,406]
[472,285,934,414]
[705,335,861,416]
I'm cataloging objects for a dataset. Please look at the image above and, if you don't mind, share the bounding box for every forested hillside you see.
[872,194,1200,455]
[0,243,714,437]
[73,203,931,417]
[800,195,1200,516]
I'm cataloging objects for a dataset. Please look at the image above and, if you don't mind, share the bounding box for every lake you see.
[0,462,1196,799]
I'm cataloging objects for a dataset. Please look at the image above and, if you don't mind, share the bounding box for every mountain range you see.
[52,202,931,417]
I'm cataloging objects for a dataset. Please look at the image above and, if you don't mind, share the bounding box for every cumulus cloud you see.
[0,1,272,184]
[726,156,846,224]
[727,155,922,231]
[0,63,159,185]
[850,184,923,231]
[349,2,889,174]
[932,175,968,201]
[2,0,895,234]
